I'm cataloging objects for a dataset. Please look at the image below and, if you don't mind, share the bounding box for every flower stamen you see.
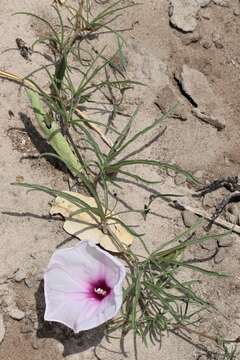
[94,287,107,296]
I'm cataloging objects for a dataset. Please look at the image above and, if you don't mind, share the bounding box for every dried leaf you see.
[50,191,133,252]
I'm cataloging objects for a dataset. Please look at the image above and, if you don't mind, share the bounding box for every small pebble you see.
[2,292,15,308]
[218,237,234,248]
[213,0,229,6]
[31,337,40,350]
[214,247,225,264]
[233,8,240,16]
[212,32,224,49]
[14,269,27,283]
[197,0,211,6]
[201,239,217,251]
[193,170,205,181]
[8,307,25,321]
[0,314,5,344]
[21,318,34,334]
[182,210,198,227]
[174,173,187,185]
[228,203,240,216]
[201,40,212,49]
[167,166,177,177]
[182,31,201,45]
[225,211,237,225]
[197,355,208,360]
[24,277,33,288]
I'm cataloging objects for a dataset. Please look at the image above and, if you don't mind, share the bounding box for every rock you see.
[193,169,205,181]
[214,249,226,265]
[214,247,225,264]
[213,0,229,6]
[169,0,200,33]
[175,173,187,185]
[201,239,217,251]
[212,32,224,49]
[0,269,17,284]
[20,318,34,334]
[14,269,26,283]
[155,85,187,121]
[201,40,212,49]
[196,0,211,6]
[34,321,39,330]
[225,212,237,224]
[177,65,226,130]
[228,203,240,216]
[233,8,240,16]
[2,290,15,308]
[31,337,40,350]
[126,41,170,93]
[201,8,211,20]
[192,108,225,130]
[167,162,178,177]
[8,307,25,320]
[0,314,5,344]
[197,355,208,360]
[218,237,234,247]
[182,210,198,227]
[24,277,33,288]
[225,203,240,224]
[181,30,201,45]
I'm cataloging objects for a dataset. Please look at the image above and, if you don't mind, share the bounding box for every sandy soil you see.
[1,0,240,359]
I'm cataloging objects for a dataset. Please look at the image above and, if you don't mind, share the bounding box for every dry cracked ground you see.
[1,0,240,359]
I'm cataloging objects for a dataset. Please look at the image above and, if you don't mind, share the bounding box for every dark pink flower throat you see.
[90,279,111,301]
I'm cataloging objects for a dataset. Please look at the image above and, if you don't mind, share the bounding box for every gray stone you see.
[227,204,240,216]
[218,237,234,247]
[155,85,187,121]
[201,239,217,251]
[31,337,40,350]
[8,307,25,320]
[178,65,226,130]
[192,108,225,130]
[201,40,212,49]
[196,0,211,6]
[169,0,200,33]
[225,204,240,224]
[193,169,205,181]
[2,290,15,308]
[24,277,33,288]
[225,212,237,224]
[197,355,208,360]
[166,162,178,177]
[175,173,187,185]
[0,314,5,344]
[20,318,34,334]
[14,269,27,283]
[214,247,226,264]
[182,210,198,227]
[213,0,229,6]
[233,8,240,16]
[212,32,224,49]
[181,30,201,45]
[34,321,39,330]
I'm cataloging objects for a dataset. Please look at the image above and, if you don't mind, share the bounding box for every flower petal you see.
[44,241,126,332]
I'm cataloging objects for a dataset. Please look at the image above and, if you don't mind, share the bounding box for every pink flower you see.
[44,241,126,332]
